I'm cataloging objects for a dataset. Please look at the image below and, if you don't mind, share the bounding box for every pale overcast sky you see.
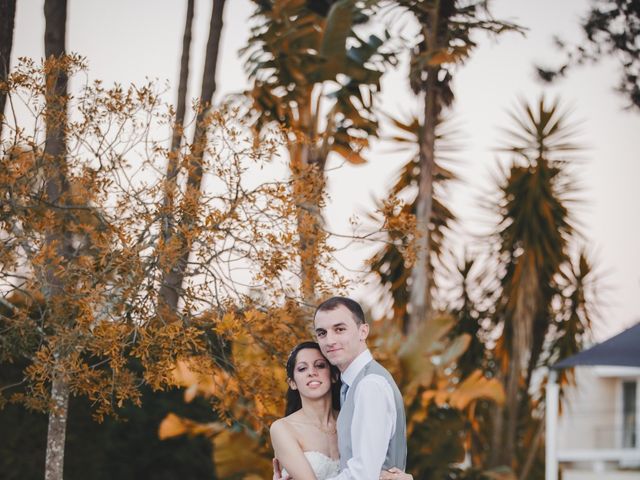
[11,0,640,340]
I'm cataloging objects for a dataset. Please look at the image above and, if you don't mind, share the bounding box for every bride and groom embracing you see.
[270,297,413,480]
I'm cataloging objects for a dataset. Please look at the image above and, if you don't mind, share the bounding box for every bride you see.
[270,342,411,480]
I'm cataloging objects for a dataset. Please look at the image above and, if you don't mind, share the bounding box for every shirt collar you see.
[341,349,372,387]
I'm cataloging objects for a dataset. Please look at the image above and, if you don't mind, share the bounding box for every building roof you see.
[553,322,640,369]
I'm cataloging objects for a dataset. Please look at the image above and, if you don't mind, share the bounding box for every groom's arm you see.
[328,375,396,480]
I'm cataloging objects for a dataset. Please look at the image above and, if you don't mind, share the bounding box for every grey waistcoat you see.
[337,359,407,472]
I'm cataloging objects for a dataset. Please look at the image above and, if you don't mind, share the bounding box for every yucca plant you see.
[487,97,597,478]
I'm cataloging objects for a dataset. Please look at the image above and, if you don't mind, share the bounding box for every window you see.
[622,381,637,448]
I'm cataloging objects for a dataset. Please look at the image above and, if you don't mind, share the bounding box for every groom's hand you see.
[380,467,413,480]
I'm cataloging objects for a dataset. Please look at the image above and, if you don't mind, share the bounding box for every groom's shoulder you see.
[364,359,401,389]
[366,359,395,378]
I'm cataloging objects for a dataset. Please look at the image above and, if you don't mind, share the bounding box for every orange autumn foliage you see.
[0,58,339,427]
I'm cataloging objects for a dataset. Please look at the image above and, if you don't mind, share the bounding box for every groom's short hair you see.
[315,296,366,326]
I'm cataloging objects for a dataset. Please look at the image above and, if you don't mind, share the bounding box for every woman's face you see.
[290,348,333,400]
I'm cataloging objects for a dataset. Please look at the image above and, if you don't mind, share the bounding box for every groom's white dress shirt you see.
[328,349,396,480]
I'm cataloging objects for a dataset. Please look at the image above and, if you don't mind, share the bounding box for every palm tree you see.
[488,97,596,476]
[0,0,17,139]
[159,0,194,277]
[369,112,457,333]
[159,0,227,315]
[243,0,392,307]
[388,0,519,333]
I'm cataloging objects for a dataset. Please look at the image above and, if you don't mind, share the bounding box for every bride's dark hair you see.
[285,341,341,416]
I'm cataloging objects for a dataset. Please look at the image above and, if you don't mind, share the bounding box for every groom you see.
[276,296,407,479]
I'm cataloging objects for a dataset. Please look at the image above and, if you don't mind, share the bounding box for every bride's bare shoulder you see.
[272,410,308,439]
[270,411,300,436]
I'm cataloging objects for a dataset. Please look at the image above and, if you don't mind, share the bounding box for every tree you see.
[486,97,596,478]
[388,0,519,333]
[538,0,640,110]
[243,0,394,307]
[369,113,457,333]
[160,0,195,272]
[1,58,310,480]
[42,1,72,477]
[0,0,17,139]
[170,0,195,157]
[159,0,227,315]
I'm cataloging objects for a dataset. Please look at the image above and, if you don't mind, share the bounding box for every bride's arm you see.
[270,419,319,480]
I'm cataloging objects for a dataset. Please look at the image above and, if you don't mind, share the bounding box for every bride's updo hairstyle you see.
[285,341,341,416]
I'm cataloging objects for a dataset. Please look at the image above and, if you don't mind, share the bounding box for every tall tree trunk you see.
[44,371,70,480]
[187,0,225,189]
[43,2,70,480]
[407,73,436,333]
[44,0,67,166]
[0,0,17,139]
[518,417,545,480]
[407,16,441,334]
[159,0,195,310]
[289,90,325,308]
[171,0,195,156]
[159,0,226,315]
[501,259,539,469]
[490,260,541,471]
[294,159,325,308]
[488,395,505,467]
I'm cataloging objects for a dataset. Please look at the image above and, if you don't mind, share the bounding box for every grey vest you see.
[337,359,407,471]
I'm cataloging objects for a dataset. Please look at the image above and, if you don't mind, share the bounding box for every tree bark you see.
[44,0,68,164]
[294,160,325,309]
[187,0,225,189]
[407,13,441,334]
[159,0,195,311]
[488,396,505,467]
[519,417,544,480]
[407,73,436,334]
[0,0,17,139]
[489,239,544,471]
[504,261,538,467]
[44,372,70,480]
[289,88,326,309]
[171,0,195,156]
[159,0,226,314]
[43,2,70,479]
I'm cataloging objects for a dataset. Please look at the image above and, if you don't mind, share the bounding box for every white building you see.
[546,323,640,480]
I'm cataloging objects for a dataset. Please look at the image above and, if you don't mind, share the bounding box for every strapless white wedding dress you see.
[281,451,340,480]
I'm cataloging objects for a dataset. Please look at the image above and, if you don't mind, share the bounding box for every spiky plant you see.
[488,97,597,477]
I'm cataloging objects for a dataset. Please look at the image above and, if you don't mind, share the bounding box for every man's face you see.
[314,304,369,372]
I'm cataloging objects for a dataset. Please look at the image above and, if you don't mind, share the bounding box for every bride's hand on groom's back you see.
[380,467,413,480]
[273,458,292,480]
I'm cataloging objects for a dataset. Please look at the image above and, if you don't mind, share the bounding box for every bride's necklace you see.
[300,414,337,435]
[311,422,337,435]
